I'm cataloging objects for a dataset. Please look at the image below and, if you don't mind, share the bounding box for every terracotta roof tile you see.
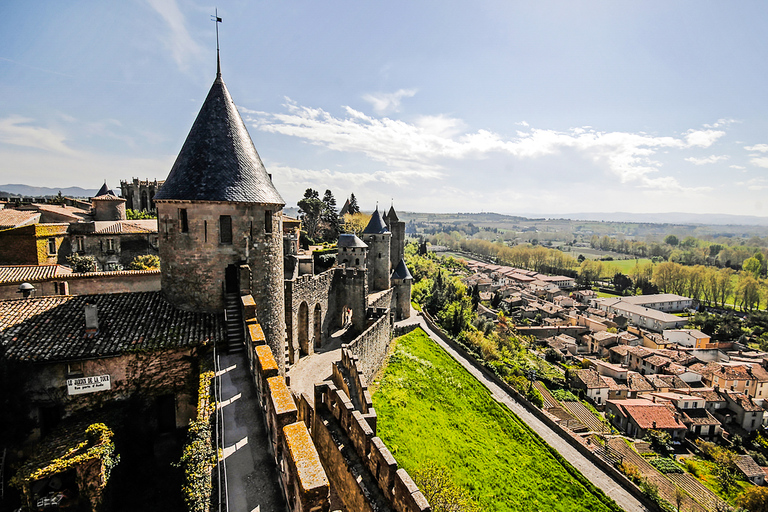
[0,265,72,284]
[0,209,40,230]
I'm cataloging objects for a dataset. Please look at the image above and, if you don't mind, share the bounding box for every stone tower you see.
[154,61,287,371]
[384,205,405,271]
[361,207,391,292]
[390,259,412,320]
[336,233,367,270]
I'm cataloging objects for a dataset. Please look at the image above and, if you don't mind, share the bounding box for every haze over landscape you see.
[2,1,768,218]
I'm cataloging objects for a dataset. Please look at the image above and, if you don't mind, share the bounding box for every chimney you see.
[652,421,657,429]
[84,303,99,333]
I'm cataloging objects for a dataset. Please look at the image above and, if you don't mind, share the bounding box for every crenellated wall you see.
[345,307,392,385]
[312,382,430,512]
[331,348,377,431]
[242,295,331,511]
[284,269,334,364]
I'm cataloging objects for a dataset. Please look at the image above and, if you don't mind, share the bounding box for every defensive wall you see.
[242,294,332,511]
[284,270,335,364]
[0,269,160,300]
[346,307,392,385]
[420,311,660,512]
[242,293,431,512]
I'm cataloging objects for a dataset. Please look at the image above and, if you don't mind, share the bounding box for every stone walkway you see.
[286,326,349,405]
[217,351,284,512]
[394,309,650,512]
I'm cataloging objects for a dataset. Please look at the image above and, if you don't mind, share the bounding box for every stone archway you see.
[313,304,322,349]
[298,302,310,356]
[341,305,353,328]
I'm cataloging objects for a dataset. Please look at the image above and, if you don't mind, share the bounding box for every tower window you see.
[179,208,189,233]
[220,215,232,244]
[265,210,273,233]
[47,238,57,255]
[76,236,85,252]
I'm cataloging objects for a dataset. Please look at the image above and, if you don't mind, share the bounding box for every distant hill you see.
[554,211,768,227]
[0,184,102,198]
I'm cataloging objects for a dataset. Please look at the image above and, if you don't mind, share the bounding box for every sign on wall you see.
[66,375,111,395]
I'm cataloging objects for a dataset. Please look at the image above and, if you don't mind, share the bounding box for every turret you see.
[361,207,391,292]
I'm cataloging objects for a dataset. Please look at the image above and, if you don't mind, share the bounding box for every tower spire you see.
[212,9,222,78]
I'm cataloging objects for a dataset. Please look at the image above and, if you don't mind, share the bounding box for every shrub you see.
[129,254,160,270]
[684,458,701,478]
[618,461,642,483]
[551,388,579,402]
[67,254,97,273]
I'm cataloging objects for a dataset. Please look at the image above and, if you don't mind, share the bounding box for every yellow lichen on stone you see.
[267,376,297,415]
[283,422,329,492]
[256,345,278,372]
[248,322,265,344]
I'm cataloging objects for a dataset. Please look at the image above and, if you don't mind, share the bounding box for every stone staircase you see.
[224,293,244,353]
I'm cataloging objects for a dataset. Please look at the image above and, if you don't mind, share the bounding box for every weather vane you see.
[211,9,222,76]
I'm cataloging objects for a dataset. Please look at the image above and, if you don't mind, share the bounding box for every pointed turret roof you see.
[391,259,412,280]
[386,205,399,223]
[154,73,284,205]
[362,207,389,234]
[95,182,111,197]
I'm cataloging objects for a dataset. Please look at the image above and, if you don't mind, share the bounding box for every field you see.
[599,258,653,276]
[371,328,622,512]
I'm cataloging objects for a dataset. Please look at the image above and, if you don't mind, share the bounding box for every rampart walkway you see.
[217,351,284,512]
[394,309,650,512]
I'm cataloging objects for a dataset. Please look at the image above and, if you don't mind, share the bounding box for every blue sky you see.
[2,1,768,216]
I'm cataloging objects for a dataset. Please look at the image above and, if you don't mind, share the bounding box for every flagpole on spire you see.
[211,9,222,77]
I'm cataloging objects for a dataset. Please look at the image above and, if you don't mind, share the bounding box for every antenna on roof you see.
[211,9,222,78]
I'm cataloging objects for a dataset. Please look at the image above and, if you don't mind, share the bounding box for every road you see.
[395,309,650,512]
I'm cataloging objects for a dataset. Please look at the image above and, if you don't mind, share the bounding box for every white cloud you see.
[750,157,768,169]
[704,118,737,129]
[745,144,768,153]
[737,178,768,191]
[362,89,417,115]
[730,165,746,170]
[0,116,76,155]
[145,0,202,70]
[248,102,729,193]
[685,155,729,165]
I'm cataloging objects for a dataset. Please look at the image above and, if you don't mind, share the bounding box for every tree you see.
[129,254,160,270]
[342,212,371,237]
[348,193,360,214]
[320,189,341,242]
[744,256,763,279]
[613,272,632,294]
[413,462,479,512]
[298,188,325,241]
[737,485,768,512]
[665,234,679,246]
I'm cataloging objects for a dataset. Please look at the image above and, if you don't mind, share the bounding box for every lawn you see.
[599,258,653,277]
[371,328,622,512]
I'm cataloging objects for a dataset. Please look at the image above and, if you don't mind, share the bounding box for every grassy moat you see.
[371,328,622,512]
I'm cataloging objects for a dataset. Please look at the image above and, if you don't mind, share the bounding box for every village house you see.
[606,398,687,441]
[663,329,712,349]
[570,368,609,406]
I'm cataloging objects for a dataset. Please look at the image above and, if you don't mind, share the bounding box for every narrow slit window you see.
[204,220,208,243]
[179,208,189,233]
[265,210,273,233]
[220,215,232,244]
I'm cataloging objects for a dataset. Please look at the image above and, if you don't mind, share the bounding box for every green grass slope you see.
[372,328,623,512]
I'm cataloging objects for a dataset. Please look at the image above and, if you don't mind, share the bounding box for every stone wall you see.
[243,302,331,511]
[332,267,368,334]
[0,223,69,265]
[346,308,392,385]
[367,287,394,310]
[312,383,430,512]
[284,270,334,364]
[331,348,377,431]
[23,347,198,441]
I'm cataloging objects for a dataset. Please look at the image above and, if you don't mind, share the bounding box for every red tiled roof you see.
[0,265,72,284]
[0,209,40,230]
[621,403,686,430]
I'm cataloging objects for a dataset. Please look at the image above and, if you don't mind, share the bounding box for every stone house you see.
[570,368,609,406]
[606,398,687,441]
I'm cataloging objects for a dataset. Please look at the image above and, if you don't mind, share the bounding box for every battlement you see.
[314,382,430,512]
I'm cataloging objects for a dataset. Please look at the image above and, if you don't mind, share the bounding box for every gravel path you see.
[395,309,650,512]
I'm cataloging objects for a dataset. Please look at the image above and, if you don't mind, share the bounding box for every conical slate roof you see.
[95,182,111,197]
[154,75,284,205]
[391,259,412,280]
[362,208,389,234]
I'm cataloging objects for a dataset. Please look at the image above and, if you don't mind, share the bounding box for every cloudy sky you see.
[2,1,768,217]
